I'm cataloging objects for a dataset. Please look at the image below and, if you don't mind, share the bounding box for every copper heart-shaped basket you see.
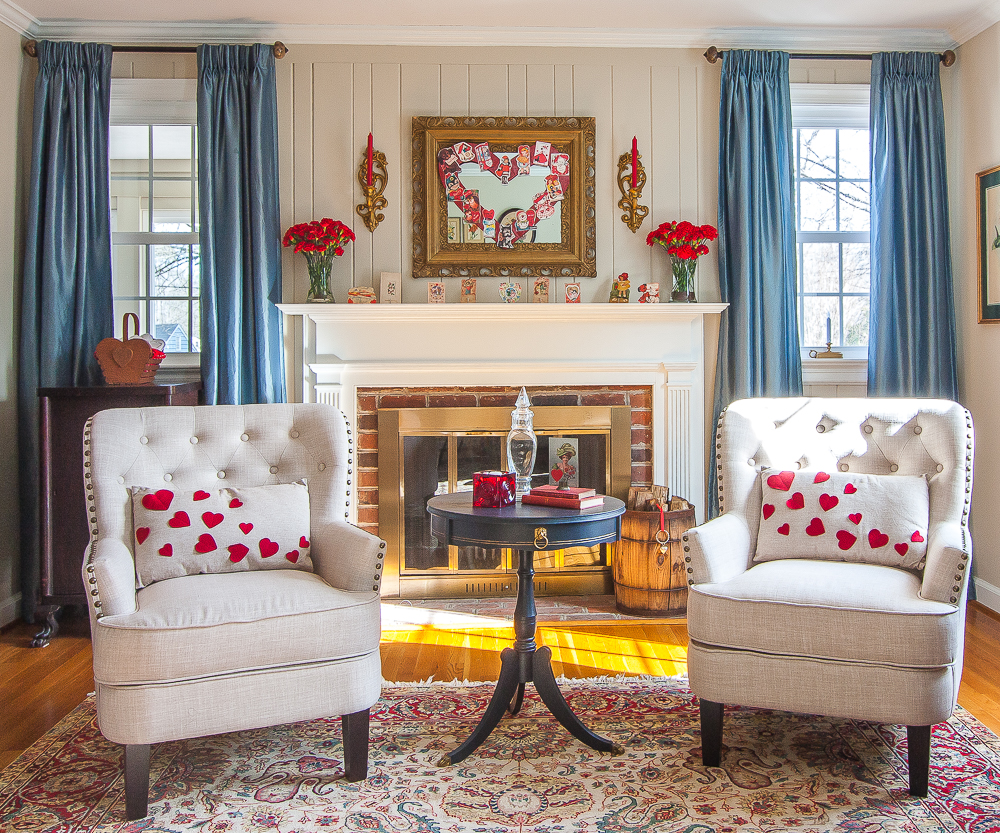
[94,313,167,385]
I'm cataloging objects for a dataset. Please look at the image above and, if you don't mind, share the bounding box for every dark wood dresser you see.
[34,383,200,645]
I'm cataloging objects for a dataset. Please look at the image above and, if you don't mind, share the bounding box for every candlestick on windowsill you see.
[809,341,844,359]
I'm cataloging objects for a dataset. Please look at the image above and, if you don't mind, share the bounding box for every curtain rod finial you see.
[942,49,956,67]
[22,39,37,57]
[272,41,287,59]
[704,45,720,64]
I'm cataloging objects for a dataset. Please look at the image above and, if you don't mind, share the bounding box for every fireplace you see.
[372,388,639,598]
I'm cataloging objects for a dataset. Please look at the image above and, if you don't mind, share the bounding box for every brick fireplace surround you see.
[353,385,653,539]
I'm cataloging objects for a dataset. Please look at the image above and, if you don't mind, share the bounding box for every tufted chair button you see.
[190,436,199,444]
[889,464,899,472]
[240,433,250,442]
[269,465,278,474]
[163,473,172,482]
[816,424,826,433]
[290,430,299,439]
[140,436,148,444]
[217,471,226,479]
[748,458,755,466]
[936,464,944,473]
[318,462,326,472]
[863,425,873,434]
[913,425,922,434]
[839,463,849,472]
[118,476,125,484]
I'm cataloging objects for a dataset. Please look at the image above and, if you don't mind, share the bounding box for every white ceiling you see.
[4,0,1000,50]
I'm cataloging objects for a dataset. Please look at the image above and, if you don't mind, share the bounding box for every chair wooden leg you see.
[700,699,723,767]
[342,709,370,782]
[907,725,931,797]
[124,744,151,821]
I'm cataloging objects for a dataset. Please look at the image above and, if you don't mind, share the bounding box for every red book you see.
[529,484,597,498]
[521,493,605,510]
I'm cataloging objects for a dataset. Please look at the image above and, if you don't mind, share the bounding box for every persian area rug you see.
[2,678,999,833]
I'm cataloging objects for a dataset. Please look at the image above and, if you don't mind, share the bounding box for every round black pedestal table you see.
[426,492,627,765]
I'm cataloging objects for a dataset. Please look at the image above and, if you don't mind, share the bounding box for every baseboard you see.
[0,592,21,628]
[973,577,1000,615]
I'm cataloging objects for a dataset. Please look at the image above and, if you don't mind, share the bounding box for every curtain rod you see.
[703,45,955,67]
[22,40,288,59]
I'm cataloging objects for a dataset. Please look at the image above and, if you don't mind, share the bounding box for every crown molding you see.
[28,19,957,52]
[949,1,1000,45]
[0,0,38,37]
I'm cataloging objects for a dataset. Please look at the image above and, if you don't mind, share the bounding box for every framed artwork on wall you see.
[977,164,1000,323]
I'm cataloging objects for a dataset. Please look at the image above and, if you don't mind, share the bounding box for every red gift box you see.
[473,471,516,508]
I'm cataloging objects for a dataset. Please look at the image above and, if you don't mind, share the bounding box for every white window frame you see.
[110,79,200,369]
[791,83,870,362]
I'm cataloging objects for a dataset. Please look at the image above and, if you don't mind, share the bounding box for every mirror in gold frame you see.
[412,116,596,278]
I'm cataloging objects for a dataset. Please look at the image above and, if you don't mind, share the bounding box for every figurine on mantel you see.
[609,273,631,303]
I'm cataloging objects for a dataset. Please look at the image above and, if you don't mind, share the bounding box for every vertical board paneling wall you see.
[276,46,720,305]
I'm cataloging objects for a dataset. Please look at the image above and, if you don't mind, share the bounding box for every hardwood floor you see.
[1,601,998,771]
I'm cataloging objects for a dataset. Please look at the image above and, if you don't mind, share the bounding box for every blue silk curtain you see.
[868,52,958,399]
[18,41,113,622]
[712,50,802,516]
[197,44,285,404]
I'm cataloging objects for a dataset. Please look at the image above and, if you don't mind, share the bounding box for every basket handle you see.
[122,312,139,341]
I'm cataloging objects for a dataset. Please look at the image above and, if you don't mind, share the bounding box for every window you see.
[110,80,199,361]
[791,84,870,353]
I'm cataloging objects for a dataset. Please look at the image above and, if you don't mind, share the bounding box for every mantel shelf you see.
[277,302,728,323]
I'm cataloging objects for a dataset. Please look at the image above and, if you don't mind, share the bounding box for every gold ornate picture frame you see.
[412,116,597,278]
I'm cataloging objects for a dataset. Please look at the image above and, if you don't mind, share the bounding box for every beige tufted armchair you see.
[82,404,385,820]
[685,398,973,796]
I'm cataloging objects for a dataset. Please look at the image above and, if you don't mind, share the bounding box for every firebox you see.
[378,405,632,598]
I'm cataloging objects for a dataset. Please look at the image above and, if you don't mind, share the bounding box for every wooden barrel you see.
[613,507,695,616]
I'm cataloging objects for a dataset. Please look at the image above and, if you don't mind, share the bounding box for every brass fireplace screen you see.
[378,405,632,598]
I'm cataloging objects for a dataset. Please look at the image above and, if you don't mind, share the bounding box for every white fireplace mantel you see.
[278,302,726,520]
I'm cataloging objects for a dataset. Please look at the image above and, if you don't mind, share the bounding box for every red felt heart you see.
[285,550,300,564]
[141,489,174,511]
[259,538,279,558]
[228,543,249,563]
[299,536,310,549]
[813,472,830,484]
[819,493,839,512]
[193,490,211,501]
[767,471,795,491]
[551,468,563,482]
[195,534,217,553]
[158,542,173,557]
[167,511,190,528]
[868,529,889,549]
[202,512,224,529]
[895,543,909,556]
[836,530,857,550]
[848,513,862,525]
[911,530,924,543]
[240,522,254,535]
[844,483,857,494]
[786,492,805,510]
[136,527,151,545]
[806,517,825,536]
[762,504,775,520]
[229,498,244,508]
[777,523,790,536]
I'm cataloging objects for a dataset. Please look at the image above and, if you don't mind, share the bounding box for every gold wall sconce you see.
[357,132,388,233]
[616,137,648,233]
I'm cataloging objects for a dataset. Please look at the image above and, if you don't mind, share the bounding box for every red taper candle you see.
[366,132,373,187]
[631,136,638,189]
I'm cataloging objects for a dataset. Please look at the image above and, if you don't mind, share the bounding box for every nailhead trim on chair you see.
[82,418,104,619]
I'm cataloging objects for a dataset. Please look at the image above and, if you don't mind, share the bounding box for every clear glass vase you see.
[305,252,336,303]
[668,254,697,303]
[506,387,537,500]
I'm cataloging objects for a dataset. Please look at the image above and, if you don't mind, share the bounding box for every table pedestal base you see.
[438,547,624,766]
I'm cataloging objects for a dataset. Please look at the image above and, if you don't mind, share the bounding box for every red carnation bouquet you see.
[646,220,718,302]
[282,218,356,303]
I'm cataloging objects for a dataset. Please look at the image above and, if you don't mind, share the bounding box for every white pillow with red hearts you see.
[131,482,312,585]
[753,469,929,569]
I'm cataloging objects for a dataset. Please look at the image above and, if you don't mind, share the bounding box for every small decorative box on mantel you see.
[472,471,516,508]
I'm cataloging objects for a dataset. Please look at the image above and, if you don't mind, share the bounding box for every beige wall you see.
[0,23,28,626]
[953,25,1000,608]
